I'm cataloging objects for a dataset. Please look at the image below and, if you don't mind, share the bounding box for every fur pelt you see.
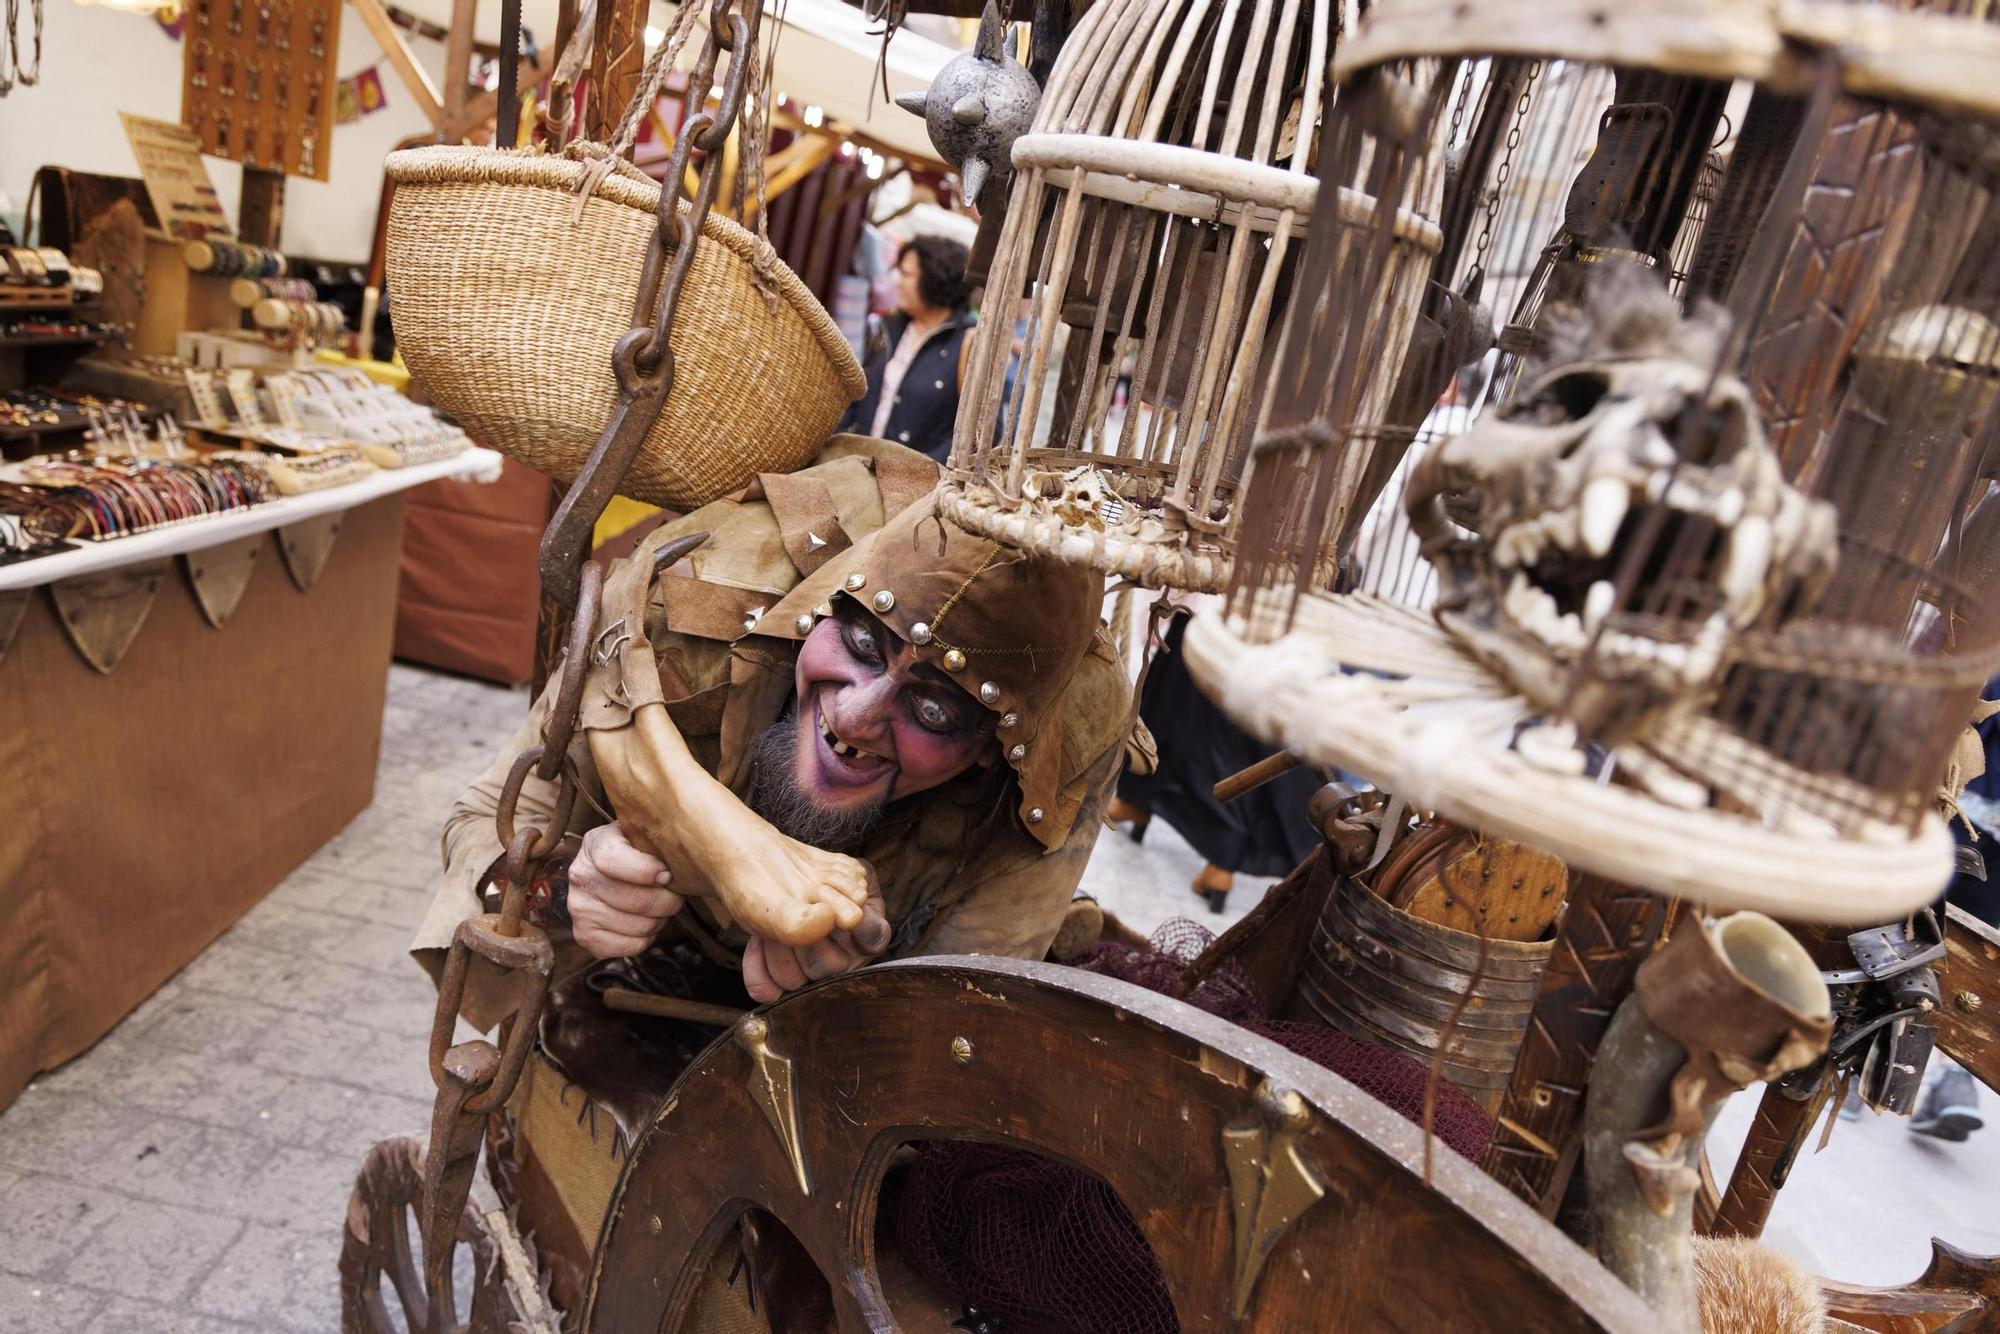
[1693,1236,1827,1334]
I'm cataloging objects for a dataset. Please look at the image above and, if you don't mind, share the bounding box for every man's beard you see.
[746,707,885,852]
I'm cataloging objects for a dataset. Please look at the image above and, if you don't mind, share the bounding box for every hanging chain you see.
[3,0,40,87]
[1472,59,1541,274]
[1445,59,1476,152]
[412,2,762,1325]
[0,0,16,96]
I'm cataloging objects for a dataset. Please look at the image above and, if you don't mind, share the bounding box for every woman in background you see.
[840,235,976,461]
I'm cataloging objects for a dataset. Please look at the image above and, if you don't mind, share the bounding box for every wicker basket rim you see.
[1335,0,2000,122]
[384,143,865,398]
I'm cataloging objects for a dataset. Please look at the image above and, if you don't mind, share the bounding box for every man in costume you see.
[412,434,1128,1059]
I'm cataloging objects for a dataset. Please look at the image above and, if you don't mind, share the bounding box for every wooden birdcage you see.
[1183,0,2000,923]
[934,0,1423,591]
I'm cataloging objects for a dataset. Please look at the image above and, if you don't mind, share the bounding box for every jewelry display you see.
[0,454,271,542]
[182,237,285,278]
[180,0,335,178]
[3,246,48,284]
[0,0,44,96]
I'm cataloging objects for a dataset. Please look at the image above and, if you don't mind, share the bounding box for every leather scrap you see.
[50,560,170,675]
[759,471,851,578]
[182,535,263,629]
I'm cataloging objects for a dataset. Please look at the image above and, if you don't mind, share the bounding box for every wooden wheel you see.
[582,956,1654,1332]
[339,1136,558,1334]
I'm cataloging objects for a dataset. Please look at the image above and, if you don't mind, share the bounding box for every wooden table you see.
[0,450,499,1110]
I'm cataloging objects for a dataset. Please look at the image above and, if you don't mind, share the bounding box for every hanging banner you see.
[335,66,390,124]
[352,67,388,115]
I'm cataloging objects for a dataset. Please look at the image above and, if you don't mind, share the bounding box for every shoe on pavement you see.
[1909,1065,1983,1143]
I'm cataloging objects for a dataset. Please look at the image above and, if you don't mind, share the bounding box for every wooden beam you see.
[441,0,479,125]
[438,44,553,143]
[761,135,839,209]
[348,0,445,128]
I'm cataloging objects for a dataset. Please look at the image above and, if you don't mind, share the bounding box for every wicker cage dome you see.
[938,0,1407,591]
[1184,0,2000,924]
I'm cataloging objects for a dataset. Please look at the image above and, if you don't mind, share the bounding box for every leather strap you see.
[873,451,941,523]
[760,471,851,577]
[657,571,780,643]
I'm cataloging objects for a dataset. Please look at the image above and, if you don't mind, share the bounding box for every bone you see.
[1724,516,1772,608]
[1581,476,1627,557]
[1584,579,1617,633]
[1516,719,1586,774]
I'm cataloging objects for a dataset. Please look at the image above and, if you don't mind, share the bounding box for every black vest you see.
[839,309,976,462]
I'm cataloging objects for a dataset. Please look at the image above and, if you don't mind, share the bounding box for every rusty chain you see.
[411,2,762,1325]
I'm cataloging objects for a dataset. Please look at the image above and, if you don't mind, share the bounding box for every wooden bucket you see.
[1294,869,1553,1113]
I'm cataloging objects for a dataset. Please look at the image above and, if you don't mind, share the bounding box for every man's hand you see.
[740,889,892,1002]
[569,822,685,958]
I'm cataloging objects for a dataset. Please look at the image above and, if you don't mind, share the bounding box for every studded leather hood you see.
[757,496,1113,849]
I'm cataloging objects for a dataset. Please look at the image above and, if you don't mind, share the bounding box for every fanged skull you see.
[1025,464,1131,532]
[1406,274,1838,746]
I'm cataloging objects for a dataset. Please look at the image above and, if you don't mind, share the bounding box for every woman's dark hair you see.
[900,234,972,313]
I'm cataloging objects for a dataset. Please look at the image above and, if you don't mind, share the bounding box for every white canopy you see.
[705,0,959,163]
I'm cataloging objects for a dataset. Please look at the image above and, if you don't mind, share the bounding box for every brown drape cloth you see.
[0,499,404,1110]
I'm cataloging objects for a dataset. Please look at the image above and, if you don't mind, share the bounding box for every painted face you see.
[896,250,925,318]
[791,600,995,814]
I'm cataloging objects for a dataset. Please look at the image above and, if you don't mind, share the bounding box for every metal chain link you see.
[410,3,762,1324]
[1473,59,1541,271]
[1445,60,1476,151]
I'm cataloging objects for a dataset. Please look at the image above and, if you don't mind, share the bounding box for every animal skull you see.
[1406,274,1837,747]
[1025,464,1127,531]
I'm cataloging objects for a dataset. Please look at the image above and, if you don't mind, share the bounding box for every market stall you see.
[0,181,503,1109]
[0,445,498,1110]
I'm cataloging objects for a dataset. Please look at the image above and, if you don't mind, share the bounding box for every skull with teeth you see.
[1406,271,1838,747]
[1025,465,1131,532]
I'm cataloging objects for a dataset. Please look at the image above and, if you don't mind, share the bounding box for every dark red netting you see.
[894,919,1496,1333]
[895,1141,1179,1334]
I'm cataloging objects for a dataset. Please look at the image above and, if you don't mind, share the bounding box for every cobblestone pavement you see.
[2,663,1992,1330]
[0,665,525,1333]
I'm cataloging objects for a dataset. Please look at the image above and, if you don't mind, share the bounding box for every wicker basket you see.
[383,144,864,509]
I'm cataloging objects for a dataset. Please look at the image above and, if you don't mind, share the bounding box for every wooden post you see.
[534,0,652,692]
[441,0,479,128]
[238,167,287,250]
[585,0,649,140]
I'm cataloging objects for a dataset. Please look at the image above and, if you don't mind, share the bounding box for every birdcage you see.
[934,0,1438,591]
[1181,0,2000,923]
